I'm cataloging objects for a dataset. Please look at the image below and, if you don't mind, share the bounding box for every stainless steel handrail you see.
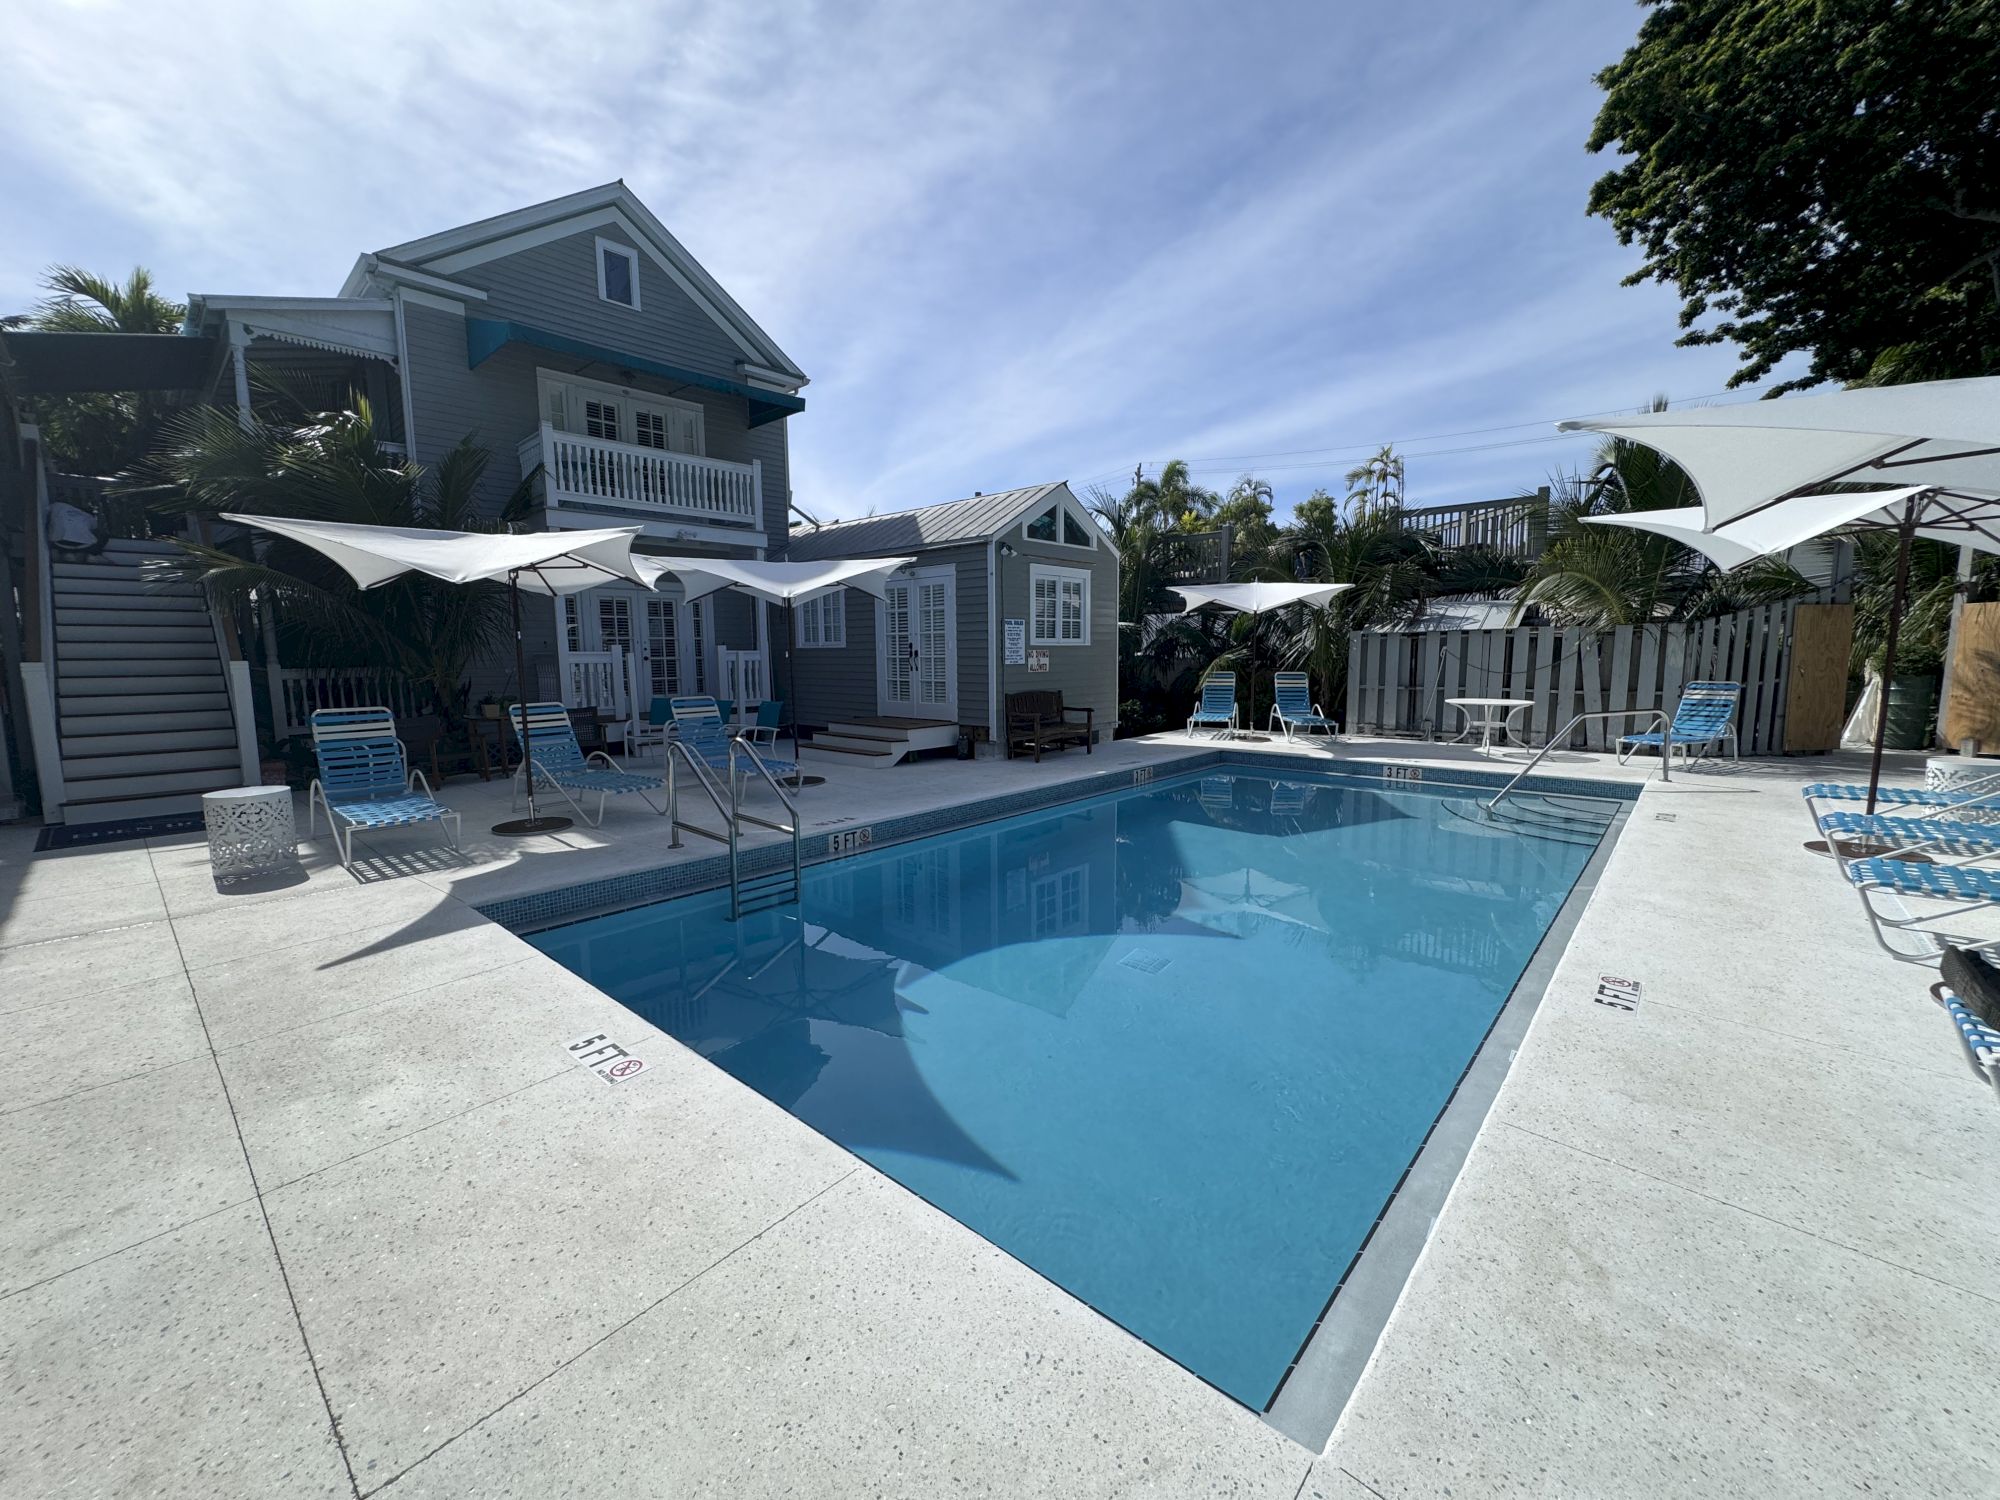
[664,739,731,850]
[1483,709,1672,813]
[729,738,803,915]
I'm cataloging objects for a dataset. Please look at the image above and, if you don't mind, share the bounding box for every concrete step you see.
[824,719,960,753]
[809,731,911,758]
[61,706,234,737]
[59,791,213,826]
[60,681,227,705]
[56,638,219,661]
[57,658,223,683]
[61,745,242,779]
[60,766,245,803]
[57,622,215,645]
[62,727,239,758]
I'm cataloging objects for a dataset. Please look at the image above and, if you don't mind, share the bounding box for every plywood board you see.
[1783,603,1853,754]
[1943,601,2000,750]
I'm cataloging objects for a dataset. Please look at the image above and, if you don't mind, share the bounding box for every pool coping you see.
[1260,787,1636,1448]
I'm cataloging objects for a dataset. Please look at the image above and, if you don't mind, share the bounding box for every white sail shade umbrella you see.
[1559,378,2000,810]
[1170,581,1353,740]
[222,514,650,835]
[633,555,916,729]
[1581,490,2000,572]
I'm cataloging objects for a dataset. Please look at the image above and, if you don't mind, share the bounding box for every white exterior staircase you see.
[43,539,254,823]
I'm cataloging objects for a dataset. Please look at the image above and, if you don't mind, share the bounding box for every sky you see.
[0,0,1803,523]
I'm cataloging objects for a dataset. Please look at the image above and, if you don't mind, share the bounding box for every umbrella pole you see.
[493,570,573,837]
[1863,510,1918,818]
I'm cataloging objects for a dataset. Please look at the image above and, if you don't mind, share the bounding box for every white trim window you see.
[1029,565,1090,646]
[795,588,846,648]
[596,236,641,309]
[539,370,704,455]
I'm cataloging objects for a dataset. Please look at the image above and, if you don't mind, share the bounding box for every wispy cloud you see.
[1,1,1786,518]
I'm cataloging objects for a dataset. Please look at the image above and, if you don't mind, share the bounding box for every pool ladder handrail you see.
[1482,709,1670,814]
[663,736,805,919]
[727,737,804,919]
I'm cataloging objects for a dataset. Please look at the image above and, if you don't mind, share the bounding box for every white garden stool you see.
[202,785,297,882]
[1927,755,2000,825]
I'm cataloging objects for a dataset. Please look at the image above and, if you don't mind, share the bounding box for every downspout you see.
[988,536,1001,747]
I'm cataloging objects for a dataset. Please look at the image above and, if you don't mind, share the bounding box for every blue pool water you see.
[528,768,1616,1407]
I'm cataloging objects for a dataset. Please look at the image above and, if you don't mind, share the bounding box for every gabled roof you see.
[340,182,806,389]
[786,482,1076,560]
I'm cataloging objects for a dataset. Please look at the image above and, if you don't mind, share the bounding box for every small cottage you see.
[782,482,1119,763]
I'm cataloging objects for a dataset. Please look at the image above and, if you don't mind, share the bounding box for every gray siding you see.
[996,531,1119,742]
[450,224,746,382]
[790,544,992,733]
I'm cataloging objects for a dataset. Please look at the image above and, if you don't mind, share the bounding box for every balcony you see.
[518,425,762,534]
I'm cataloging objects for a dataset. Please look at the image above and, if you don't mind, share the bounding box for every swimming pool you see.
[528,766,1620,1409]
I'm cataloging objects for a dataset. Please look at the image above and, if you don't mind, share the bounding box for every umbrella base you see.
[493,815,574,837]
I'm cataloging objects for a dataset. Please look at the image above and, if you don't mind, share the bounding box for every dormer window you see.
[597,237,640,309]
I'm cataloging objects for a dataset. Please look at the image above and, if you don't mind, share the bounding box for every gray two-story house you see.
[187,181,804,719]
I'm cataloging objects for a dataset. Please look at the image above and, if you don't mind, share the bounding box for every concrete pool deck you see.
[2,737,1996,1497]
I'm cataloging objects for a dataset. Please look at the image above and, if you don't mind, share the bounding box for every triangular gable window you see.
[1022,497,1096,549]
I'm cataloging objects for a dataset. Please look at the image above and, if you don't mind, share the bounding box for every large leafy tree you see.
[7,265,188,472]
[1587,0,2000,391]
[144,401,520,723]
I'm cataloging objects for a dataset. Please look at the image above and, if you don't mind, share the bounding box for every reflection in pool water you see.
[530,769,1614,1407]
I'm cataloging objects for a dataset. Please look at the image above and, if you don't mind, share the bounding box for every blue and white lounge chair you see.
[1802,773,2000,815]
[1188,672,1238,739]
[1617,681,1740,766]
[669,696,800,786]
[1269,671,1337,743]
[1816,811,2000,861]
[1936,986,2000,1100]
[508,702,665,826]
[307,707,461,867]
[1840,857,2000,957]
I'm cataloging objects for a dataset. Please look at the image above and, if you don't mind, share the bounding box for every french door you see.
[878,570,956,719]
[559,587,710,710]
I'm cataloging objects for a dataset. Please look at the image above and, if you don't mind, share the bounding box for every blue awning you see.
[464,318,804,427]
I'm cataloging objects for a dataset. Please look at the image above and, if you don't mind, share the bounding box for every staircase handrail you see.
[1483,709,1670,813]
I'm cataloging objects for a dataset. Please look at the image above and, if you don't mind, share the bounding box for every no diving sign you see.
[566,1031,649,1084]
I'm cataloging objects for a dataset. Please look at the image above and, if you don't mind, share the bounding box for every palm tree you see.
[1344,444,1405,518]
[1512,437,1811,628]
[1268,495,1438,715]
[144,400,520,725]
[8,265,188,474]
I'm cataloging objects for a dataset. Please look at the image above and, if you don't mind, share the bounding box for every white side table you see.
[203,785,297,882]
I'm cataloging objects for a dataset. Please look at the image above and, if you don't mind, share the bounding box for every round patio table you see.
[1446,697,1536,756]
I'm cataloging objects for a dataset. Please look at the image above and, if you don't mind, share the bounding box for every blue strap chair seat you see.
[508,702,665,826]
[1938,988,2000,1097]
[1845,858,2000,900]
[669,696,800,782]
[1269,671,1336,743]
[1818,811,2000,858]
[1188,672,1238,739]
[1617,681,1740,766]
[307,707,461,867]
[1802,778,2000,812]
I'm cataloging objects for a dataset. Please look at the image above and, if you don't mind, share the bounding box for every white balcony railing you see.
[519,425,761,528]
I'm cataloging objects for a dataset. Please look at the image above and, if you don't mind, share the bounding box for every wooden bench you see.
[1005,690,1094,762]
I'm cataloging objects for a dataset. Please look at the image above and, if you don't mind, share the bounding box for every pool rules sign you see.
[566,1031,648,1084]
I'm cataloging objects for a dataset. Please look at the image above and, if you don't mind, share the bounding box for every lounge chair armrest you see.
[408,767,437,797]
[586,751,620,771]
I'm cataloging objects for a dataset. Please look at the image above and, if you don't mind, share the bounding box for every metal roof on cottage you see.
[785,481,1073,560]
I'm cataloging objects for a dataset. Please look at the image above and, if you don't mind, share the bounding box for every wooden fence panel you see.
[1350,598,1813,754]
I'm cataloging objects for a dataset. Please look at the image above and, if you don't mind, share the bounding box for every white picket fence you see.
[1344,600,1802,755]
